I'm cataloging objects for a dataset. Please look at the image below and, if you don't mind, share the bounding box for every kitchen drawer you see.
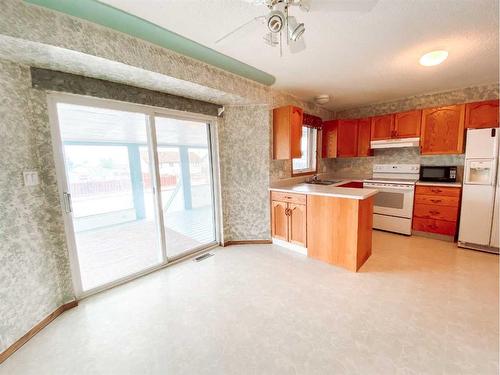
[415,185,461,197]
[412,217,457,236]
[271,191,307,205]
[414,203,459,222]
[414,194,460,207]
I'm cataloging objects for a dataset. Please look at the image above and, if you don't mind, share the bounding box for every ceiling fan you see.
[215,0,378,56]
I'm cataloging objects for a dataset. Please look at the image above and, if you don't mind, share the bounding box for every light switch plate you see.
[23,171,39,186]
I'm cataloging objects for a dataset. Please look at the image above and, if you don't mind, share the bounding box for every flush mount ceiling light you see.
[419,50,449,66]
[314,94,330,105]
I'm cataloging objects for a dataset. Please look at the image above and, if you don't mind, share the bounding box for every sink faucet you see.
[311,174,319,182]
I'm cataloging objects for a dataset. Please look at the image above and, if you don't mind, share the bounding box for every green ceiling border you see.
[24,0,276,86]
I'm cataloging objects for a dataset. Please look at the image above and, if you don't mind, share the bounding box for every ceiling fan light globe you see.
[267,10,285,33]
[287,16,305,41]
[291,23,305,41]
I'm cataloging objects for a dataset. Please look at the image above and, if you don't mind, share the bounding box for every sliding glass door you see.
[50,96,218,296]
[155,116,216,258]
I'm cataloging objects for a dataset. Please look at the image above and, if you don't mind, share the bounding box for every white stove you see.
[364,164,420,235]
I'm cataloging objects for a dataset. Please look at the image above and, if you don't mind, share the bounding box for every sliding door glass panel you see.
[155,116,216,258]
[56,103,162,291]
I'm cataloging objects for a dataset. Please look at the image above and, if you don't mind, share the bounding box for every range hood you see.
[370,137,420,149]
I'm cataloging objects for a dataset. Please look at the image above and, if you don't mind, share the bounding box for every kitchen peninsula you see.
[269,182,378,272]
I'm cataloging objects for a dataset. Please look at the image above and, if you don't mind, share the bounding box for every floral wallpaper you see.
[0,60,74,353]
[218,105,271,241]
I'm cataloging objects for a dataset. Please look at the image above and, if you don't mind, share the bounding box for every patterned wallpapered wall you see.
[219,105,271,241]
[30,67,221,116]
[0,60,74,352]
[326,84,499,178]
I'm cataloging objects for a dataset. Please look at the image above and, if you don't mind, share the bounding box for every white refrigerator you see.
[458,128,500,253]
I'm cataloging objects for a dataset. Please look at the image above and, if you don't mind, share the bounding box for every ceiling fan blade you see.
[289,37,306,54]
[215,16,266,44]
[240,0,271,5]
[300,0,379,13]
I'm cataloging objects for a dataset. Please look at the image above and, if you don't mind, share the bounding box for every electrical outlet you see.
[23,171,39,186]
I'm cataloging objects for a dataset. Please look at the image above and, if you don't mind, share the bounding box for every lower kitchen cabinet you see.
[271,192,307,247]
[288,203,307,246]
[412,185,461,238]
[271,200,288,241]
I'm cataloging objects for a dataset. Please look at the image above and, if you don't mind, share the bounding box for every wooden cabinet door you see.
[394,110,421,138]
[321,120,338,158]
[290,106,304,159]
[357,118,372,156]
[370,114,394,140]
[271,200,288,241]
[337,119,358,157]
[421,104,465,155]
[465,100,499,129]
[288,203,307,247]
[273,105,303,160]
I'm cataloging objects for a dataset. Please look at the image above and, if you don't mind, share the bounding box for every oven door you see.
[364,183,415,218]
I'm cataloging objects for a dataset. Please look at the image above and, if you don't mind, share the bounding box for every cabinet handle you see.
[430,199,442,203]
[285,208,290,216]
[431,189,442,193]
[429,210,440,215]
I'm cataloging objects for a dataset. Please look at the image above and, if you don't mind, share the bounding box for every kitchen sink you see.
[305,180,340,185]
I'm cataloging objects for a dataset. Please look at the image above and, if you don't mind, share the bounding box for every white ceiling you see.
[100,0,499,111]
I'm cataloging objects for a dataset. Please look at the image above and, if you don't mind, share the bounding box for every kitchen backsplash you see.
[324,148,465,180]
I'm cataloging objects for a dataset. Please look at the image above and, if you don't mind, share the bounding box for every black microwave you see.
[420,166,457,182]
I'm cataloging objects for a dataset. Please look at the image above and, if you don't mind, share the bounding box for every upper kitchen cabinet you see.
[394,110,421,138]
[273,105,304,160]
[337,119,358,157]
[465,100,500,129]
[420,104,465,155]
[370,114,394,140]
[322,120,338,158]
[357,118,373,156]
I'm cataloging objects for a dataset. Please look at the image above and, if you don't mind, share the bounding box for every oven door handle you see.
[364,185,414,191]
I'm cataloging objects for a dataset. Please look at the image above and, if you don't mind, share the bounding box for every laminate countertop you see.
[269,182,378,200]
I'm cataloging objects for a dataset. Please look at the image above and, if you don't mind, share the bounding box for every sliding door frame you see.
[47,92,222,299]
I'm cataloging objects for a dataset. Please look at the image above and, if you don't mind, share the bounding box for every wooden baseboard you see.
[0,300,78,364]
[223,239,272,247]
